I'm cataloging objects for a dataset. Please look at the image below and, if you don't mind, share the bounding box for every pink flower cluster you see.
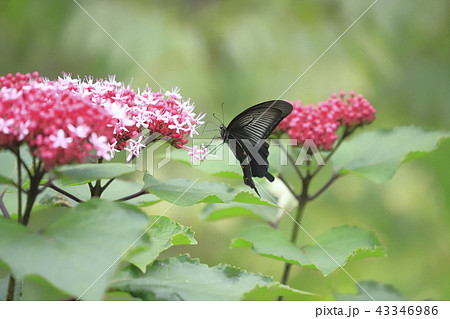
[0,72,206,168]
[326,91,376,127]
[279,91,375,150]
[279,100,340,150]
[57,74,205,161]
[0,72,115,169]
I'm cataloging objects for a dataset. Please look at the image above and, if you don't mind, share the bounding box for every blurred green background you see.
[1,0,449,300]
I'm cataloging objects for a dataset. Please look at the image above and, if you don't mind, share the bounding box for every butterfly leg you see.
[241,154,261,197]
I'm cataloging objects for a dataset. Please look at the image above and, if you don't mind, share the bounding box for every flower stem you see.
[90,158,106,198]
[48,183,83,203]
[116,189,148,202]
[279,201,306,285]
[90,180,102,197]
[17,149,23,223]
[278,176,310,301]
[6,149,26,300]
[100,178,115,192]
[0,191,10,219]
[310,126,353,178]
[22,167,45,226]
[5,149,26,300]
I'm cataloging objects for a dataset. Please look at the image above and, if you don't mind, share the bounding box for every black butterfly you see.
[220,100,293,197]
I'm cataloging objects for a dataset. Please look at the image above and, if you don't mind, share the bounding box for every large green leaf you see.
[332,126,450,183]
[0,199,148,300]
[53,163,136,186]
[231,225,385,276]
[20,276,70,301]
[202,202,279,223]
[243,282,313,300]
[143,174,275,206]
[333,281,406,301]
[126,216,197,272]
[110,254,310,300]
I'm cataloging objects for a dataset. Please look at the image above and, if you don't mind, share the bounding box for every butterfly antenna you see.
[212,112,222,124]
[221,102,225,124]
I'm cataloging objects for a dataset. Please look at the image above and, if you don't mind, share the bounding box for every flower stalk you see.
[274,91,376,300]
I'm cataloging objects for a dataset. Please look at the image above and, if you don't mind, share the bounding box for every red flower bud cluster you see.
[279,91,375,150]
[327,91,376,127]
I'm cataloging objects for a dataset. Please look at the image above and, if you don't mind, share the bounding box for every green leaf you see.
[0,175,16,186]
[202,202,279,223]
[233,190,277,206]
[53,163,136,186]
[0,199,148,300]
[21,276,71,301]
[143,174,275,206]
[332,126,450,183]
[104,291,141,301]
[244,282,314,300]
[126,216,197,272]
[231,225,385,276]
[301,226,385,275]
[333,281,406,301]
[111,254,310,300]
[136,198,161,207]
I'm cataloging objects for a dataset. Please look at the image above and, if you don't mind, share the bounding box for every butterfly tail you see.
[243,176,261,198]
[265,172,275,182]
[241,164,261,198]
[253,186,261,197]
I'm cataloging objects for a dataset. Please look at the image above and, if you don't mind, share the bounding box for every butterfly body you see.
[220,100,293,197]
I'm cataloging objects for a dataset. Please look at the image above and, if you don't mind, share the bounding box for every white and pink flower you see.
[0,72,206,169]
[57,74,205,161]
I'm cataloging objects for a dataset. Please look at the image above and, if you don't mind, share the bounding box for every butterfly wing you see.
[229,139,261,197]
[225,100,292,196]
[226,100,293,144]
